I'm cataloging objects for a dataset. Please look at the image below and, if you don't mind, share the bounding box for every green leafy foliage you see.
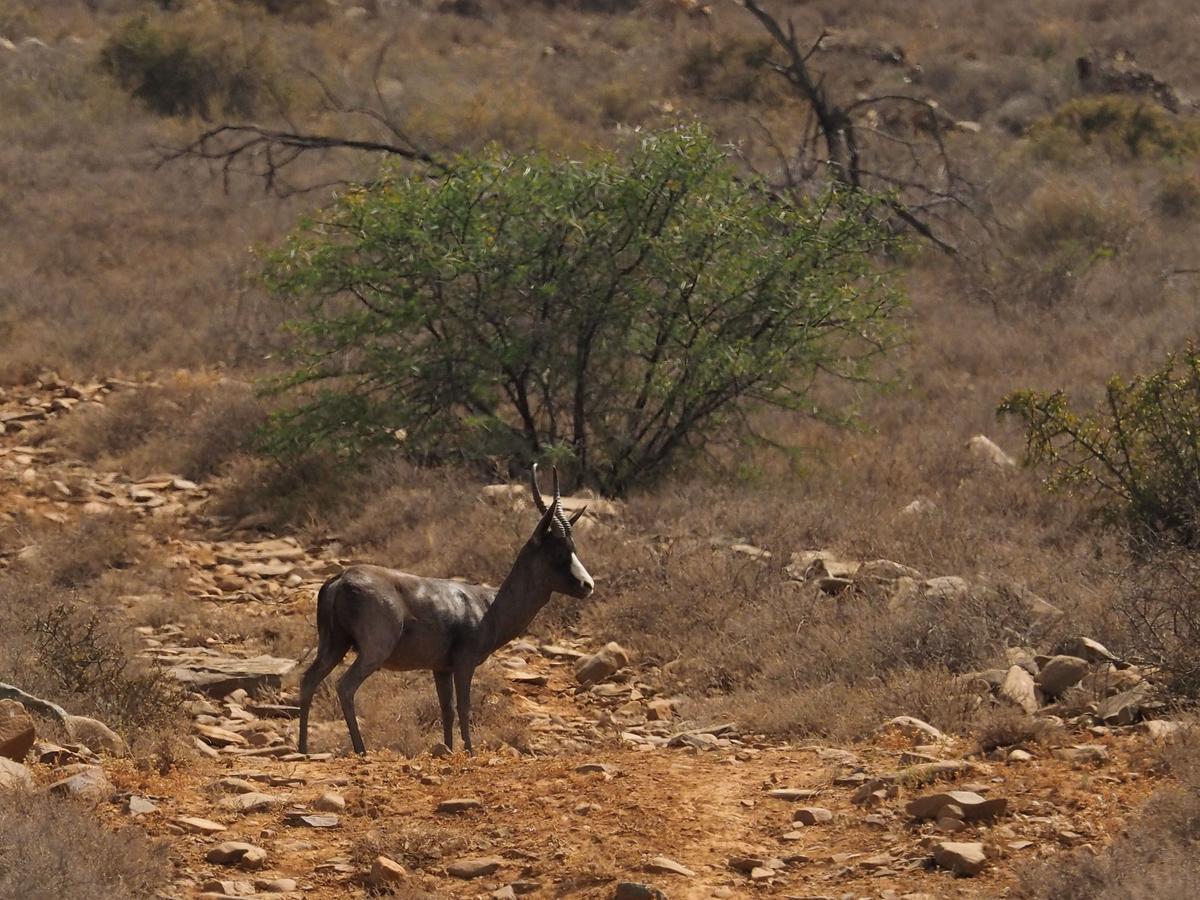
[1000,344,1200,544]
[262,127,903,495]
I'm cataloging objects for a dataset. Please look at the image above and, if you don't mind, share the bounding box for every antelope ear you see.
[568,506,587,526]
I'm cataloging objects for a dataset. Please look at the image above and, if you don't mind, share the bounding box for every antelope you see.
[296,466,593,755]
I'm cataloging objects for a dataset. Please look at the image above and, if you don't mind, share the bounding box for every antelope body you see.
[297,466,593,755]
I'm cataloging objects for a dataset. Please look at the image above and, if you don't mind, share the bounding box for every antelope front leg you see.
[452,666,475,755]
[434,671,454,750]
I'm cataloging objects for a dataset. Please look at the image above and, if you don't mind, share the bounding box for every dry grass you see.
[1018,726,1200,899]
[0,515,185,751]
[0,792,169,900]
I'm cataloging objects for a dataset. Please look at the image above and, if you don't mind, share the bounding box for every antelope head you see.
[529,464,594,599]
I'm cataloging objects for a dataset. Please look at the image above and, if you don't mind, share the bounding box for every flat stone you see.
[206,842,268,870]
[793,806,833,825]
[1140,720,1185,740]
[906,791,1007,822]
[1052,744,1109,765]
[1058,636,1122,666]
[168,655,297,698]
[879,716,944,741]
[312,791,345,811]
[47,765,114,802]
[932,841,987,876]
[175,816,227,834]
[218,791,279,813]
[614,884,667,900]
[576,762,616,775]
[437,797,483,813]
[447,856,505,879]
[63,715,126,757]
[767,788,819,801]
[646,856,695,876]
[283,811,339,828]
[1097,682,1153,725]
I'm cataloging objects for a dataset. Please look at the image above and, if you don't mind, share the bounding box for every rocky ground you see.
[0,374,1186,899]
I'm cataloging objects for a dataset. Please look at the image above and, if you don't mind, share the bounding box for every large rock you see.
[168,655,297,698]
[0,699,35,762]
[47,765,115,802]
[1058,636,1124,667]
[614,885,667,900]
[906,791,1007,822]
[999,665,1041,714]
[1036,656,1091,697]
[447,857,505,879]
[64,715,126,757]
[1097,682,1153,725]
[933,841,987,876]
[879,716,944,742]
[575,643,630,685]
[967,435,1016,468]
[206,842,268,870]
[0,757,33,791]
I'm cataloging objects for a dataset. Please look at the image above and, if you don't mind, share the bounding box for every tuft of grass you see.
[0,793,169,900]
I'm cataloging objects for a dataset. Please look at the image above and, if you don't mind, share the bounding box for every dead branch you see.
[738,0,991,253]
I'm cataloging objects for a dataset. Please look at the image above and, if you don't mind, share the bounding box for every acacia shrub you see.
[262,127,902,495]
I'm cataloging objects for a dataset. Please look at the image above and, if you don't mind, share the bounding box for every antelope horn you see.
[530,464,549,514]
[550,466,571,536]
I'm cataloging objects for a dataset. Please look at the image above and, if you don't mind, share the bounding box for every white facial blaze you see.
[570,553,594,592]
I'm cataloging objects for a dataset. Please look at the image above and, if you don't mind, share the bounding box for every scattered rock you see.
[879,716,944,742]
[370,855,407,886]
[575,642,630,685]
[447,856,505,879]
[47,765,114,802]
[1052,744,1109,765]
[1000,665,1041,715]
[967,434,1016,468]
[218,791,279,813]
[283,811,339,828]
[312,791,345,812]
[906,791,1007,822]
[932,841,988,876]
[168,655,297,698]
[794,807,833,825]
[0,699,35,762]
[1140,720,1185,740]
[646,856,695,876]
[127,795,158,816]
[1008,749,1033,763]
[0,757,33,791]
[437,797,483,814]
[614,884,667,900]
[63,715,126,757]
[206,842,268,870]
[1097,682,1153,725]
[1058,636,1124,667]
[175,816,227,834]
[1036,656,1091,697]
[767,788,819,801]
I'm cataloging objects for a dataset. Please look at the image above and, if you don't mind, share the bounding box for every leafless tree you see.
[737,0,989,254]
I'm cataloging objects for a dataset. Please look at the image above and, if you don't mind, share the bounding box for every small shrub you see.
[99,15,276,118]
[0,793,169,900]
[1028,95,1200,162]
[1014,184,1131,258]
[1001,344,1200,545]
[1115,553,1200,697]
[678,35,778,103]
[236,0,331,23]
[1154,171,1200,219]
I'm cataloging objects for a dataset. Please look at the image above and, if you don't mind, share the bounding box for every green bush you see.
[262,127,903,495]
[1000,344,1200,544]
[99,15,275,118]
[1029,95,1200,162]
